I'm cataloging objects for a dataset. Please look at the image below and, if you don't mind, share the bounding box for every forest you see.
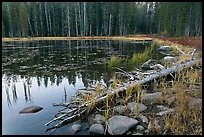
[2,2,202,38]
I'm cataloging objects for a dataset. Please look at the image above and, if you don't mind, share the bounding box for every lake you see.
[2,40,163,135]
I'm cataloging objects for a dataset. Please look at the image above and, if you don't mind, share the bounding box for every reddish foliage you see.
[150,36,202,52]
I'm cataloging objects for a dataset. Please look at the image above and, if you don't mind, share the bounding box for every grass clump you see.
[162,67,202,135]
[107,55,121,69]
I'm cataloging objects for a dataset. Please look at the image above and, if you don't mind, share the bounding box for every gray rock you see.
[156,109,175,116]
[157,46,172,52]
[136,125,145,131]
[126,131,132,135]
[163,56,178,62]
[127,102,147,113]
[188,97,202,108]
[156,105,170,111]
[71,124,82,132]
[157,46,174,55]
[89,124,104,135]
[19,106,43,114]
[94,114,105,124]
[107,115,139,135]
[113,105,127,114]
[132,132,143,135]
[139,114,148,123]
[88,114,105,124]
[88,114,96,124]
[141,92,162,101]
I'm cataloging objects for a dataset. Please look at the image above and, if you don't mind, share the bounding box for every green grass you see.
[135,84,141,117]
[107,55,121,69]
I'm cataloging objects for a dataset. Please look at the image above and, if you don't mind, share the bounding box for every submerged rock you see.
[89,124,104,135]
[19,106,43,114]
[107,115,139,135]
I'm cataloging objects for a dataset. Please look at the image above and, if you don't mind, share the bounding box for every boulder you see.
[107,115,139,135]
[89,124,104,135]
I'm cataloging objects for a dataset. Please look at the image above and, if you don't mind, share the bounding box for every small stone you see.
[141,92,162,101]
[113,105,127,114]
[163,56,178,62]
[156,109,175,116]
[126,131,132,135]
[156,105,169,111]
[132,132,143,135]
[89,124,104,135]
[71,124,82,132]
[94,114,105,124]
[139,114,148,123]
[136,125,145,131]
[157,46,172,52]
[127,102,147,113]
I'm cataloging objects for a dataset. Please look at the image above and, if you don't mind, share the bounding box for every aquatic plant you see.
[107,55,121,69]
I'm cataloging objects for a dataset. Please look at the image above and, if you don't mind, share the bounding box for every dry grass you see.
[2,36,153,42]
[160,64,202,135]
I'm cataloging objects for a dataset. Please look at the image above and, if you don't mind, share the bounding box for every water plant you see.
[107,55,121,69]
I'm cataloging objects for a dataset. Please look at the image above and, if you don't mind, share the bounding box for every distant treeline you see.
[2,2,202,37]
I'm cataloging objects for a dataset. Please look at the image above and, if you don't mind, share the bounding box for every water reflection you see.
[2,40,158,107]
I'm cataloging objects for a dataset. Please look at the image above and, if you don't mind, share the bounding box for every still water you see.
[2,40,162,135]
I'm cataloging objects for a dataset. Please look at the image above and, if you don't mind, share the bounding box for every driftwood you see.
[45,57,202,132]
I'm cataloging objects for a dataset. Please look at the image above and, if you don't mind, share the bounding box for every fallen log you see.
[45,58,202,132]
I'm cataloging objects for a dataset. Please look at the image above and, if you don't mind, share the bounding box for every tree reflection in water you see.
[2,40,157,106]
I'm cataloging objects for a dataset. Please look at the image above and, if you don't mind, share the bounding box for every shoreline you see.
[2,36,153,42]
